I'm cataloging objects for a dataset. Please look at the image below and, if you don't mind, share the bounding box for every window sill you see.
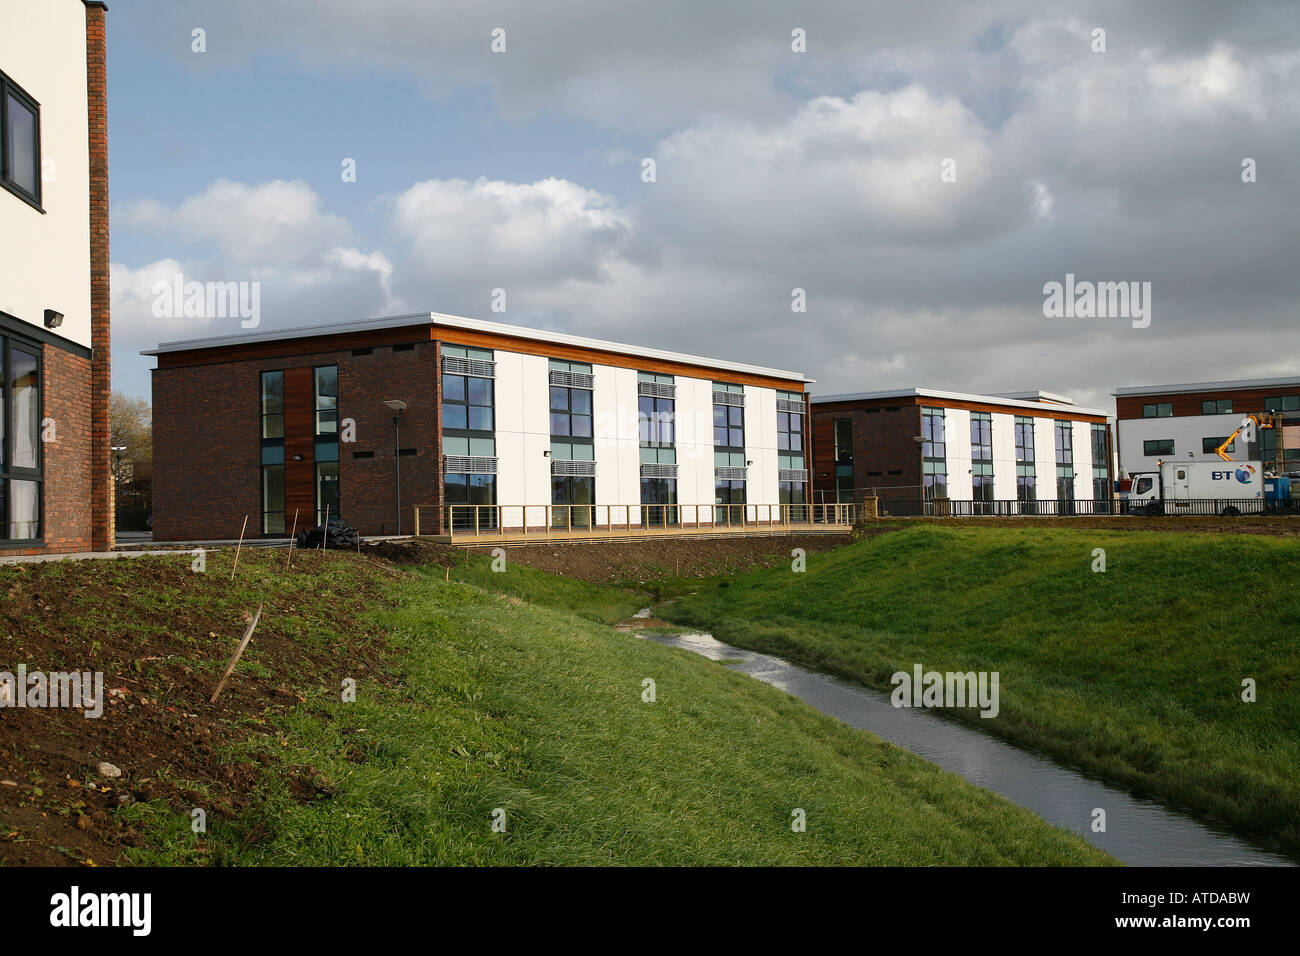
[1,180,45,214]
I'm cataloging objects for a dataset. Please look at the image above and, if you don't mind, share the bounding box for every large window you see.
[1,72,40,206]
[1014,416,1036,505]
[1091,423,1110,503]
[1144,439,1174,456]
[638,372,677,526]
[713,383,746,521]
[1,336,42,542]
[260,370,285,534]
[1201,399,1233,415]
[314,365,338,436]
[1055,420,1074,505]
[443,347,497,529]
[1264,395,1300,413]
[970,412,993,509]
[921,407,947,500]
[777,391,807,515]
[833,417,854,502]
[551,360,595,526]
[1203,437,1236,455]
[313,366,339,524]
[1142,402,1173,418]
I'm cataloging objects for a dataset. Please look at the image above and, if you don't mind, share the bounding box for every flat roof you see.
[812,387,1107,417]
[1114,377,1300,397]
[988,390,1076,405]
[143,311,813,383]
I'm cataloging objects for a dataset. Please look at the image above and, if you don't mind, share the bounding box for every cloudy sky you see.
[110,0,1300,409]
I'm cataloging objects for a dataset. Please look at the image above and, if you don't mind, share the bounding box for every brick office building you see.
[146,312,814,540]
[1114,377,1300,476]
[0,1,112,555]
[811,388,1112,512]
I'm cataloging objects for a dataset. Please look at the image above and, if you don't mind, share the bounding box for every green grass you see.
[445,552,649,624]
[126,566,1111,866]
[661,525,1300,857]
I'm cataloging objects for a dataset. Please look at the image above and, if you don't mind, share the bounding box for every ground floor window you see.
[835,473,854,503]
[972,464,995,515]
[779,480,807,521]
[446,473,497,531]
[923,461,947,500]
[0,337,42,542]
[1016,467,1037,514]
[261,462,285,534]
[316,461,340,525]
[640,477,678,527]
[552,475,595,528]
[715,479,746,524]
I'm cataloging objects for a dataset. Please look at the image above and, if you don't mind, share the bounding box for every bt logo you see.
[1214,465,1256,483]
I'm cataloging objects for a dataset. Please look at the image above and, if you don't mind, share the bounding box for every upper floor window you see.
[833,418,853,464]
[777,391,804,459]
[1014,416,1035,464]
[1264,395,1300,413]
[713,383,745,451]
[314,365,338,436]
[638,373,674,448]
[1091,422,1108,463]
[261,371,285,440]
[550,360,593,460]
[1142,402,1173,418]
[1054,421,1074,464]
[1201,399,1233,415]
[1,73,40,206]
[970,412,992,461]
[921,407,946,460]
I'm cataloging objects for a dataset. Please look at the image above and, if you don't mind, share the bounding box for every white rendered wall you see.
[592,364,641,521]
[944,407,972,502]
[1117,412,1247,475]
[747,386,778,515]
[990,413,1018,500]
[0,0,92,349]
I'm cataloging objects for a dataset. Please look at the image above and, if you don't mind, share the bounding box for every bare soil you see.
[0,550,398,866]
[365,532,875,584]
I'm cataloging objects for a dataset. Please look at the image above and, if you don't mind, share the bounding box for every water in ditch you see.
[627,623,1292,867]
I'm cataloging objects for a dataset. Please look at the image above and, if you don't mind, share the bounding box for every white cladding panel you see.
[0,0,93,349]
[592,364,640,520]
[990,413,1018,500]
[944,407,972,502]
[1117,413,1248,475]
[748,386,778,512]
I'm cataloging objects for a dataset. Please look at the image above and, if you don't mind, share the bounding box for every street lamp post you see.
[383,400,407,535]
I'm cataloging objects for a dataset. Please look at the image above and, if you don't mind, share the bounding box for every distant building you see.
[1113,378,1300,475]
[145,312,814,540]
[811,388,1112,512]
[0,1,112,554]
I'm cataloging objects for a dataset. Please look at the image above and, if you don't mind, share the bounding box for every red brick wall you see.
[152,342,439,541]
[812,404,923,498]
[1,348,93,557]
[86,1,111,552]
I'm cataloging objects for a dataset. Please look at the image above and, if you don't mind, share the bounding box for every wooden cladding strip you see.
[1116,386,1300,420]
[156,322,807,391]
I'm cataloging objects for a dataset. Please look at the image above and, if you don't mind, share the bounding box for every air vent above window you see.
[640,462,678,479]
[551,459,597,477]
[714,466,748,481]
[776,398,806,414]
[550,370,595,390]
[638,381,676,400]
[712,389,745,407]
[392,344,416,352]
[444,455,498,475]
[443,355,496,378]
[778,468,809,482]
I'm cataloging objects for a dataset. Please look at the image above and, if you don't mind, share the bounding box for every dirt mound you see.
[0,550,397,866]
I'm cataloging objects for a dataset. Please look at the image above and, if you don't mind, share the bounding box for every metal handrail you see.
[417,502,856,539]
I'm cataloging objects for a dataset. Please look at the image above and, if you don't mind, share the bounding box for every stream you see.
[622,614,1293,867]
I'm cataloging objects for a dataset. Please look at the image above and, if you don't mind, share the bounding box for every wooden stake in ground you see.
[230,515,249,581]
[286,508,299,569]
[320,505,330,551]
[209,603,264,704]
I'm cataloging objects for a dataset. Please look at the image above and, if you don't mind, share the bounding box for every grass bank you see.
[113,561,1108,865]
[660,525,1300,858]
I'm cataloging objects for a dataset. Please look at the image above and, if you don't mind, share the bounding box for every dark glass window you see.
[834,418,852,463]
[551,475,595,528]
[1142,402,1173,418]
[1202,399,1233,415]
[444,373,495,434]
[639,396,674,446]
[445,474,498,531]
[713,404,744,449]
[1,74,41,204]
[261,371,284,439]
[1264,395,1300,412]
[640,477,678,527]
[550,386,592,441]
[1055,421,1075,502]
[314,365,338,436]
[0,337,42,541]
[1144,439,1175,456]
[1203,437,1235,454]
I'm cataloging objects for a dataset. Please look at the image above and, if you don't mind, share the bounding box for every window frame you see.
[1142,402,1173,418]
[1144,439,1175,457]
[0,333,45,545]
[0,71,42,210]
